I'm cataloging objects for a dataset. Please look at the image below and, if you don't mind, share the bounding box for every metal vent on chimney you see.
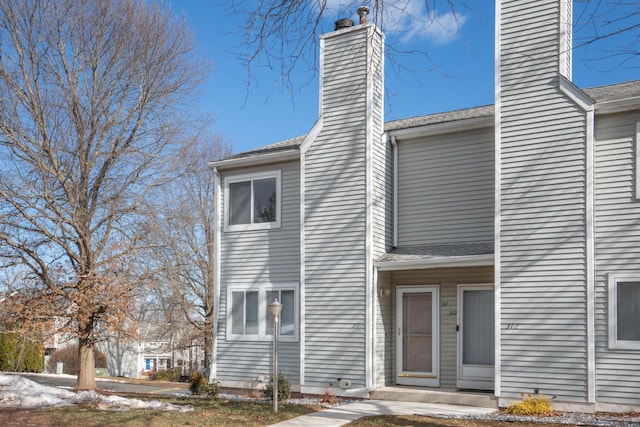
[334,18,354,31]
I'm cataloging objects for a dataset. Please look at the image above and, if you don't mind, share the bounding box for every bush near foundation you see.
[505,393,553,416]
[263,372,291,402]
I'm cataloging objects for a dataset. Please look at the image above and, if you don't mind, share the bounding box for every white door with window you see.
[396,286,440,387]
[457,285,494,390]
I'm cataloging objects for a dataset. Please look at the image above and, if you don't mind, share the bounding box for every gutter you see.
[375,253,494,271]
[209,149,299,171]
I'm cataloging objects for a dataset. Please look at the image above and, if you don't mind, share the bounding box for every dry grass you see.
[0,396,317,427]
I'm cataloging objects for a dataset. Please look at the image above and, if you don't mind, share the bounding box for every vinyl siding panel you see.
[594,111,640,405]
[217,161,301,384]
[397,127,494,246]
[391,267,494,389]
[498,0,589,403]
[302,24,384,389]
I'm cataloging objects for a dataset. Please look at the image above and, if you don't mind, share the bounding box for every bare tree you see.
[0,0,204,390]
[147,132,232,382]
[231,0,638,95]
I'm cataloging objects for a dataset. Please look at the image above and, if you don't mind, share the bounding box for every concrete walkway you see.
[269,400,496,427]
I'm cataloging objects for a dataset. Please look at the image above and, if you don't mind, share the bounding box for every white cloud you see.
[321,0,467,45]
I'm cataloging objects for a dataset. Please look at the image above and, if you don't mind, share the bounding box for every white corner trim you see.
[494,0,503,399]
[299,150,306,387]
[585,107,596,403]
[635,122,640,201]
[212,166,222,379]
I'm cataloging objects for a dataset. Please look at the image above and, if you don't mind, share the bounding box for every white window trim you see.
[224,170,282,232]
[608,273,640,350]
[226,283,299,342]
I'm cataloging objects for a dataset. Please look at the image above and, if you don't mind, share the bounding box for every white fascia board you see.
[209,150,299,171]
[387,116,494,141]
[375,254,494,271]
[595,97,640,115]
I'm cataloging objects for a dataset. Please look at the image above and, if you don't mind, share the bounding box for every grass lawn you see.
[0,396,317,427]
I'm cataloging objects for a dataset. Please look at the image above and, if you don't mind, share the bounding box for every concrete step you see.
[369,386,497,409]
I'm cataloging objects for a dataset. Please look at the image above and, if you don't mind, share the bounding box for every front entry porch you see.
[375,265,496,397]
[369,385,497,408]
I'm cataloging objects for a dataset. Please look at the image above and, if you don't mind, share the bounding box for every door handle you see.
[397,328,401,337]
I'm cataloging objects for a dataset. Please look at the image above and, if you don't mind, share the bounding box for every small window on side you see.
[608,274,640,350]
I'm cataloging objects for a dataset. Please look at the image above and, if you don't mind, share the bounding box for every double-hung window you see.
[227,284,298,341]
[224,171,281,231]
[608,274,640,350]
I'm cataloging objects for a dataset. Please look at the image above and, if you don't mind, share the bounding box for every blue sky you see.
[168,1,639,154]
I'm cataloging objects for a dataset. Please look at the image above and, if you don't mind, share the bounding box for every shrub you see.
[46,344,108,375]
[505,393,553,416]
[188,371,219,397]
[0,332,44,372]
[153,367,181,382]
[263,372,291,402]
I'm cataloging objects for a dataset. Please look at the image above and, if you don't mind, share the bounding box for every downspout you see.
[390,134,398,248]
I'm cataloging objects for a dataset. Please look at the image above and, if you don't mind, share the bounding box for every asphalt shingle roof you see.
[216,80,640,163]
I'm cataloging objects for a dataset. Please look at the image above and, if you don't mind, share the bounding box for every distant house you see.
[98,323,206,379]
[210,0,640,412]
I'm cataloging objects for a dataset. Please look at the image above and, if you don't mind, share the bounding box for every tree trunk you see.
[76,337,96,390]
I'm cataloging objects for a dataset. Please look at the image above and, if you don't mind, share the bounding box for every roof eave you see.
[209,149,299,171]
[595,96,640,115]
[375,253,494,271]
[386,115,494,140]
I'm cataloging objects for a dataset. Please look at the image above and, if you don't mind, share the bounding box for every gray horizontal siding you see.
[397,126,494,246]
[302,24,382,389]
[594,111,640,405]
[218,161,301,384]
[498,0,589,403]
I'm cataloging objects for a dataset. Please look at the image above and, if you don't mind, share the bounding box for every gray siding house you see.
[211,0,640,412]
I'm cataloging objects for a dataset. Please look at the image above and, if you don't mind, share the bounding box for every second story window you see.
[224,171,281,231]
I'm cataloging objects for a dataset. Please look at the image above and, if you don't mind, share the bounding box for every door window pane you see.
[617,282,640,341]
[402,292,432,373]
[229,181,251,225]
[463,290,494,365]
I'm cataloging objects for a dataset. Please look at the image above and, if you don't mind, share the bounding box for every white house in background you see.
[210,0,640,412]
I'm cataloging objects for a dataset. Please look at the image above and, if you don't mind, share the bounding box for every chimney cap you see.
[334,18,354,31]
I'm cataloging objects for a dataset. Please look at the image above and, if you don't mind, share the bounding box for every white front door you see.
[457,285,494,390]
[396,286,439,387]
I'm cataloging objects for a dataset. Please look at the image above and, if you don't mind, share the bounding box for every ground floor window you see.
[227,283,298,342]
[608,274,640,350]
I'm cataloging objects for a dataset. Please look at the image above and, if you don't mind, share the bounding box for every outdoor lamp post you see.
[269,299,283,413]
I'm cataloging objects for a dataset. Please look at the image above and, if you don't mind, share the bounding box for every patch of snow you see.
[0,374,192,412]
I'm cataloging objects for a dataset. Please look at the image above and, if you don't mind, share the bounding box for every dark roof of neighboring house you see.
[215,80,640,163]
